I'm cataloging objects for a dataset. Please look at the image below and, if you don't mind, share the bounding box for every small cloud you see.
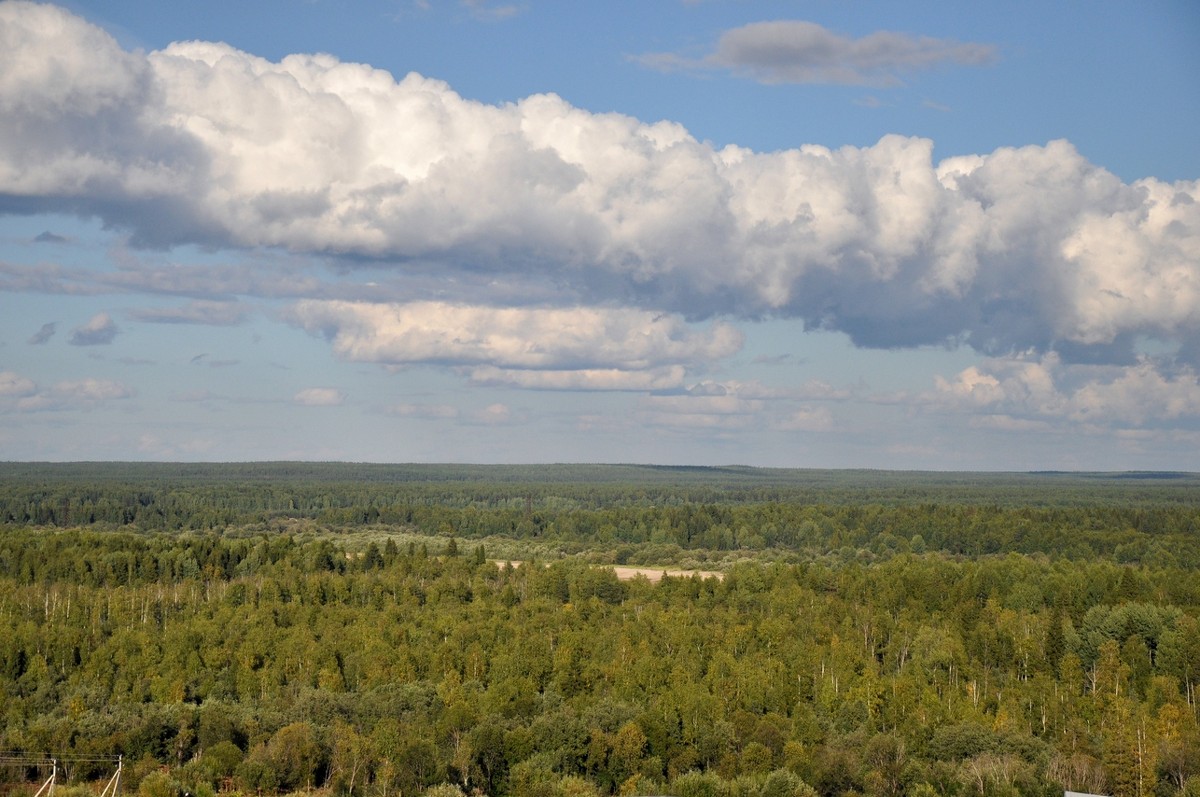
[69,313,118,346]
[638,392,763,430]
[775,405,834,431]
[922,98,952,112]
[792,380,854,401]
[11,378,135,412]
[470,403,512,424]
[189,353,237,367]
[55,378,135,401]
[34,231,68,243]
[968,414,1053,432]
[28,322,56,345]
[684,381,731,397]
[469,365,687,392]
[627,51,697,75]
[638,20,997,86]
[386,402,460,419]
[461,0,523,20]
[854,95,885,108]
[129,300,250,326]
[0,371,38,398]
[294,387,345,406]
[751,353,799,366]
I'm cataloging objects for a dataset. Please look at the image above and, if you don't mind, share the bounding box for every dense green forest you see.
[0,463,1197,797]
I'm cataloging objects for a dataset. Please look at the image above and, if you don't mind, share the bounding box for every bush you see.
[137,771,178,797]
[558,775,601,797]
[420,785,466,797]
[672,769,724,797]
[760,769,818,797]
[201,740,244,782]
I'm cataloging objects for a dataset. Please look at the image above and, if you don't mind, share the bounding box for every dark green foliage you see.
[0,464,1197,796]
[927,723,1001,760]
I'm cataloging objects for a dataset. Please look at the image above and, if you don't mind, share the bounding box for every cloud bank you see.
[933,355,1200,430]
[287,300,742,390]
[0,369,134,412]
[1,2,1198,398]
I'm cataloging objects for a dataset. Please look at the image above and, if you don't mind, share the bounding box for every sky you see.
[1,1,1199,469]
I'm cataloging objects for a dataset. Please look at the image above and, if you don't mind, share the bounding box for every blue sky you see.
[1,0,1199,469]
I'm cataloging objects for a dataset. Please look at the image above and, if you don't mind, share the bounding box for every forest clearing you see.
[609,567,724,583]
[496,561,724,583]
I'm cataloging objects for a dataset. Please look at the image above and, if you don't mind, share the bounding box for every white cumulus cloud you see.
[1,2,1198,372]
[932,354,1200,429]
[288,302,739,379]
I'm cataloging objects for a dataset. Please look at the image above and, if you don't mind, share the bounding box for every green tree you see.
[329,719,374,797]
[264,721,323,792]
[199,740,243,785]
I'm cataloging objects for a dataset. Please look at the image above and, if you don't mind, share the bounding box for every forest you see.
[0,463,1197,797]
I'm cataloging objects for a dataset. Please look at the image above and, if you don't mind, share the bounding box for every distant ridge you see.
[2,462,1197,505]
[1030,470,1193,480]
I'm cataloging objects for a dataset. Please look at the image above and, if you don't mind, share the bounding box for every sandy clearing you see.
[611,566,724,582]
[494,561,723,582]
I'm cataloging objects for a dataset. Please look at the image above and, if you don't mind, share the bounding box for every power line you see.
[0,753,122,797]
[0,753,120,762]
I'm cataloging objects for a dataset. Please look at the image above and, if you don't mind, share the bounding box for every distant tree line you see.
[1,464,1197,568]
